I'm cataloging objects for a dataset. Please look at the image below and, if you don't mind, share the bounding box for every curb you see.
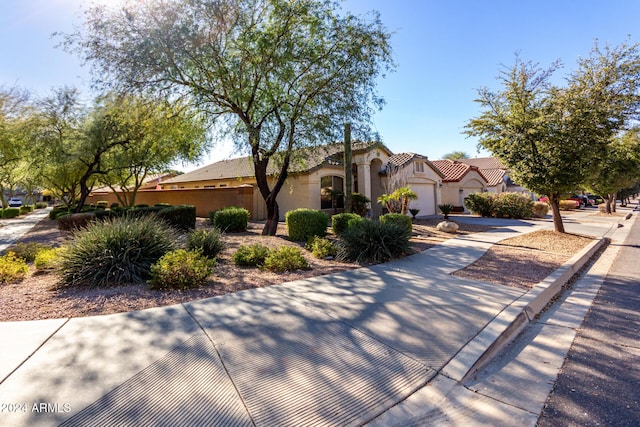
[441,236,606,383]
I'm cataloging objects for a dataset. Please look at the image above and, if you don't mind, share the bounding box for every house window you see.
[320,175,344,209]
[415,162,425,173]
[204,185,215,188]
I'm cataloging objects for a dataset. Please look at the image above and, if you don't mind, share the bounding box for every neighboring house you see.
[384,153,444,216]
[160,142,397,220]
[457,157,530,195]
[89,172,179,203]
[456,157,507,193]
[431,159,490,212]
[159,142,444,220]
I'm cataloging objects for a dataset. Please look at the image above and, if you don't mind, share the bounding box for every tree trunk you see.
[548,195,565,233]
[606,194,615,214]
[612,193,617,213]
[263,194,280,236]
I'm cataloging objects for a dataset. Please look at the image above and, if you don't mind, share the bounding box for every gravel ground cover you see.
[0,215,590,321]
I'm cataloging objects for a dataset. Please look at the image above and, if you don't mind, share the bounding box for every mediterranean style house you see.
[86,141,519,219]
[158,142,445,220]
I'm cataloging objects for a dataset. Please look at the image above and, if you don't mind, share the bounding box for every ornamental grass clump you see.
[187,228,225,259]
[337,220,412,264]
[149,249,215,290]
[59,215,178,288]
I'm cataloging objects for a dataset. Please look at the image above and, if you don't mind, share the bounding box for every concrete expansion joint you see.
[0,318,70,386]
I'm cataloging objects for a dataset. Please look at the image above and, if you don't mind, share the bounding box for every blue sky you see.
[2,0,640,171]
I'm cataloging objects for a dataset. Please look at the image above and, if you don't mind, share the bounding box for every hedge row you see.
[464,192,534,219]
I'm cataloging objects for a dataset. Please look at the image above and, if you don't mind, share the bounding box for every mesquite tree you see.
[466,42,640,232]
[64,0,394,235]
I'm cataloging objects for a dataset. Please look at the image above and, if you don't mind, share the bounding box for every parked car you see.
[567,195,588,208]
[7,197,22,208]
[587,194,604,206]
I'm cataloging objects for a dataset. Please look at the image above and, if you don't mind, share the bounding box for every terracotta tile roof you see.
[458,157,505,169]
[478,168,506,186]
[387,152,417,168]
[163,141,390,184]
[431,159,481,182]
[387,153,446,178]
[457,157,507,187]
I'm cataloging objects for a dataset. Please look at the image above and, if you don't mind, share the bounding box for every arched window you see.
[320,176,344,209]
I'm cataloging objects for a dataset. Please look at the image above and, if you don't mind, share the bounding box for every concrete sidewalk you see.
[0,208,51,254]
[0,209,630,426]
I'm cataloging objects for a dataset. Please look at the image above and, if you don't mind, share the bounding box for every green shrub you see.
[35,202,48,209]
[464,193,494,217]
[331,213,361,237]
[154,203,171,207]
[96,201,109,209]
[337,220,412,264]
[2,207,20,219]
[127,205,165,219]
[187,228,225,258]
[351,193,371,217]
[232,244,271,267]
[492,193,534,219]
[347,216,368,229]
[34,247,66,271]
[305,236,338,259]
[54,210,73,220]
[286,208,328,241]
[135,204,149,208]
[110,202,120,209]
[559,200,578,210]
[157,205,196,231]
[19,205,34,215]
[149,249,214,290]
[9,242,51,262]
[59,215,178,288]
[263,246,310,272]
[532,201,550,218]
[380,213,413,234]
[49,206,69,219]
[57,212,96,232]
[0,252,29,284]
[212,207,249,232]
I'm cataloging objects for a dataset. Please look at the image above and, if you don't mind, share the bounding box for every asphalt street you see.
[538,211,640,426]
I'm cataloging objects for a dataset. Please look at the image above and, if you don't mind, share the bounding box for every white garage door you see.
[410,183,436,216]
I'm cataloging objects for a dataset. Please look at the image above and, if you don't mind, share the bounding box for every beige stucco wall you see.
[441,170,487,211]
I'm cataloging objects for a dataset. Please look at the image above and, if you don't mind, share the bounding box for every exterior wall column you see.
[359,163,372,205]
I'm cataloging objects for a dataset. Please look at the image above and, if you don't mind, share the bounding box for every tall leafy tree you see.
[466,42,640,232]
[0,86,31,206]
[443,151,469,160]
[65,0,394,235]
[97,95,208,207]
[587,129,640,213]
[31,87,86,206]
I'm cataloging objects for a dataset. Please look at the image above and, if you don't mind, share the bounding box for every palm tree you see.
[394,187,418,215]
